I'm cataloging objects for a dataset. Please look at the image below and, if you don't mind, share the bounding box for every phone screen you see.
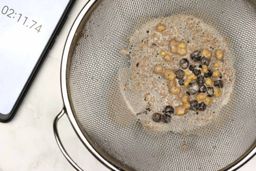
[0,0,72,119]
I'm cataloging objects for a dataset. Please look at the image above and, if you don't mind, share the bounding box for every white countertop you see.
[0,1,255,171]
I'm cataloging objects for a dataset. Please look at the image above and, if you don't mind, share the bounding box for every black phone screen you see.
[0,0,73,121]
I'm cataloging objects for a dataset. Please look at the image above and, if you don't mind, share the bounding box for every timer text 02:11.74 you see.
[1,5,42,33]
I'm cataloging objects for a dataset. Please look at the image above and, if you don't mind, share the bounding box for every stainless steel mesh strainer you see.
[53,0,256,170]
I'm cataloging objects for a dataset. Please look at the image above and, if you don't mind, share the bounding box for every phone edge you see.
[0,0,75,122]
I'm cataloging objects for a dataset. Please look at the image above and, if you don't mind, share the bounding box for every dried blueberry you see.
[163,106,174,116]
[189,65,195,71]
[192,68,201,76]
[198,102,207,111]
[175,69,185,79]
[161,114,171,123]
[190,50,202,62]
[199,85,207,93]
[201,57,210,66]
[207,87,214,97]
[197,75,205,86]
[178,79,185,86]
[152,113,162,122]
[188,82,199,95]
[179,58,190,69]
[190,100,199,111]
[204,70,213,78]
[214,80,224,88]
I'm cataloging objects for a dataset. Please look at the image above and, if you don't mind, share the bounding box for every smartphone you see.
[0,0,74,122]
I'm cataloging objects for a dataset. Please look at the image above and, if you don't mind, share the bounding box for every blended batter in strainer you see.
[119,15,235,133]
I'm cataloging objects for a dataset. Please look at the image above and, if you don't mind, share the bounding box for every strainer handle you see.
[53,109,84,171]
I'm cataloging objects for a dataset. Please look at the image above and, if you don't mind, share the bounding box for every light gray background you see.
[0,1,255,170]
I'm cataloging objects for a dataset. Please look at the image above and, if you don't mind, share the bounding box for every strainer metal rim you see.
[61,1,119,170]
[59,0,256,170]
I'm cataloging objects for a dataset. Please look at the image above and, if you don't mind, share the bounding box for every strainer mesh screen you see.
[68,0,256,170]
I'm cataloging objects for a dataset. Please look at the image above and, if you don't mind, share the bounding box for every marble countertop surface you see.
[0,1,255,171]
